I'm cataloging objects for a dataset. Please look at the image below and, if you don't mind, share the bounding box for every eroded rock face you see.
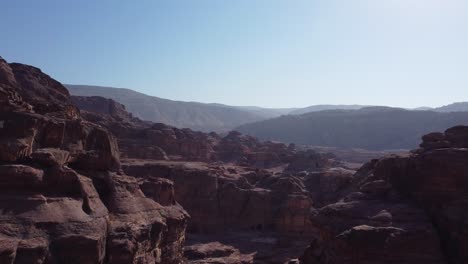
[121,160,346,237]
[380,127,468,264]
[184,241,254,264]
[72,98,218,160]
[0,57,32,113]
[71,96,137,123]
[0,57,188,264]
[301,126,468,264]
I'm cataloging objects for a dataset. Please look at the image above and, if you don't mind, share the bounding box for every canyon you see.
[1,57,468,264]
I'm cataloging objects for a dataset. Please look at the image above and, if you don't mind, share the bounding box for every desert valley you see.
[1,56,468,264]
[3,1,468,263]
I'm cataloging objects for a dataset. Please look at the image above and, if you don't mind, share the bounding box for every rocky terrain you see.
[300,125,468,264]
[2,57,468,264]
[71,92,348,263]
[1,57,347,263]
[0,57,188,263]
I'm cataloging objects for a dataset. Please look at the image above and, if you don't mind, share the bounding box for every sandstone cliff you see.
[301,126,468,264]
[0,57,188,264]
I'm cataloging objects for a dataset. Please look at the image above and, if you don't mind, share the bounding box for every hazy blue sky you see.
[2,0,468,108]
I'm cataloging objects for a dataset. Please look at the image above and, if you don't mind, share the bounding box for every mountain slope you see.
[236,107,468,150]
[289,104,368,115]
[235,105,298,118]
[67,84,284,132]
[434,102,468,112]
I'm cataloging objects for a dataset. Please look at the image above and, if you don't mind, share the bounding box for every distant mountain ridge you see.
[289,104,369,115]
[67,84,468,134]
[67,84,287,132]
[236,107,468,150]
[434,102,468,112]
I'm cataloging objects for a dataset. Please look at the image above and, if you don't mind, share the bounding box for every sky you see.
[1,0,468,108]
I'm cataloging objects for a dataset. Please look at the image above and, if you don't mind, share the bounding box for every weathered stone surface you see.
[303,168,354,207]
[9,62,71,114]
[302,198,445,263]
[31,148,70,167]
[301,127,468,264]
[0,57,32,113]
[139,177,177,206]
[0,167,109,263]
[122,160,324,236]
[0,111,120,171]
[0,57,189,264]
[375,144,468,263]
[0,164,44,188]
[185,242,236,260]
[71,95,137,123]
[68,126,121,171]
[185,242,253,264]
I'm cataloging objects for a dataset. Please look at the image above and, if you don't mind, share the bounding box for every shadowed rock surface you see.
[300,125,468,264]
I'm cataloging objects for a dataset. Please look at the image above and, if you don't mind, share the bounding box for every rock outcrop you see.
[301,126,468,264]
[121,160,355,239]
[71,96,218,161]
[121,160,316,235]
[184,241,254,264]
[71,95,142,125]
[0,57,188,263]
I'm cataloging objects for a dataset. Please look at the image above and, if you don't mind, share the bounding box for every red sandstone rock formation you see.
[72,96,218,161]
[184,241,254,264]
[1,57,342,264]
[301,126,468,264]
[9,56,468,264]
[0,57,188,263]
[71,95,353,261]
[121,160,351,238]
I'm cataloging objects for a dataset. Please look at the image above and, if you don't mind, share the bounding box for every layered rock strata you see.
[0,57,188,264]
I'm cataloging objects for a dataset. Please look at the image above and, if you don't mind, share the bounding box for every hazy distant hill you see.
[235,105,298,117]
[66,85,289,132]
[289,104,368,115]
[434,102,468,112]
[237,107,468,150]
[288,102,468,115]
[412,106,433,111]
[410,103,468,112]
[67,84,468,135]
